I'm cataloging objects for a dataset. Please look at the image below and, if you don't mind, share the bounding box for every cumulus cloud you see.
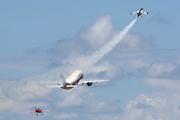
[54,86,120,113]
[116,33,154,52]
[61,55,123,79]
[47,38,89,56]
[136,61,180,81]
[144,78,180,91]
[118,58,180,120]
[116,93,180,120]
[79,15,116,49]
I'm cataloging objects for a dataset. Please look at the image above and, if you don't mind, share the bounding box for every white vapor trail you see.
[89,18,137,64]
[0,68,60,110]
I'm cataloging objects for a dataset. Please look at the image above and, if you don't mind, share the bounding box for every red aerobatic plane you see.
[26,107,51,115]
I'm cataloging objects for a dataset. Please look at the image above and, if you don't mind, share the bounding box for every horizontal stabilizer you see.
[46,85,62,88]
[46,85,77,88]
[28,81,62,85]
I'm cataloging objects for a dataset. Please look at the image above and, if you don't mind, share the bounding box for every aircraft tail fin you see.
[59,69,67,87]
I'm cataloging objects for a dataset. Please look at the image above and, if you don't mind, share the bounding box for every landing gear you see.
[41,113,43,115]
[36,113,38,115]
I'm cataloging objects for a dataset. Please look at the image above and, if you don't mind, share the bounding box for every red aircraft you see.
[26,107,51,115]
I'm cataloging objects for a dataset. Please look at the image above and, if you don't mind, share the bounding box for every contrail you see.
[0,18,137,111]
[89,18,137,64]
[0,68,60,110]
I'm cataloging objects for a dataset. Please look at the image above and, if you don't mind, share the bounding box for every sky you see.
[1,0,180,120]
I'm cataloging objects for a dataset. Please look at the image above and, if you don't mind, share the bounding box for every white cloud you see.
[80,15,117,49]
[54,86,119,113]
[54,113,77,119]
[116,93,180,120]
[0,68,61,111]
[94,114,115,120]
[0,83,50,111]
[116,32,154,52]
[135,61,180,81]
[144,78,180,91]
[129,59,149,69]
[145,61,177,77]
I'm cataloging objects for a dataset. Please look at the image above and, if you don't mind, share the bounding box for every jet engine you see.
[86,82,93,86]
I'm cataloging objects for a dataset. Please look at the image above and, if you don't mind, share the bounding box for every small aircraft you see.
[30,70,110,90]
[131,8,148,17]
[26,107,51,115]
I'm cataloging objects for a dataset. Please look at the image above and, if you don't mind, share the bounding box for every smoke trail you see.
[89,18,137,64]
[0,68,61,110]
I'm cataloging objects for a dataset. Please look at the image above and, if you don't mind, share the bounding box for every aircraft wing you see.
[46,85,77,88]
[26,110,36,113]
[131,10,139,14]
[28,81,63,85]
[42,110,51,112]
[143,11,148,14]
[78,79,110,85]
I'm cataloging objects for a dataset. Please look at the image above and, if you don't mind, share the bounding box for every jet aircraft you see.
[131,8,148,17]
[26,107,51,115]
[30,70,110,90]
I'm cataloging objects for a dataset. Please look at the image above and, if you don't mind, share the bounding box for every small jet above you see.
[26,107,51,115]
[131,8,148,17]
[29,70,110,90]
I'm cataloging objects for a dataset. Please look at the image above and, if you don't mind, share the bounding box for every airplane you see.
[30,70,110,90]
[26,107,51,115]
[131,8,148,17]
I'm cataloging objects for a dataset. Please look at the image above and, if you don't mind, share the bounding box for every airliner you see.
[31,70,110,90]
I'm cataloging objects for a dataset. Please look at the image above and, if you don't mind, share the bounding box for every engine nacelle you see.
[86,82,93,86]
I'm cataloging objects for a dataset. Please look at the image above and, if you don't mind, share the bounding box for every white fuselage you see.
[61,70,83,90]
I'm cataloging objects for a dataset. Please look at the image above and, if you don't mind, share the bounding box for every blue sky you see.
[1,0,180,120]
